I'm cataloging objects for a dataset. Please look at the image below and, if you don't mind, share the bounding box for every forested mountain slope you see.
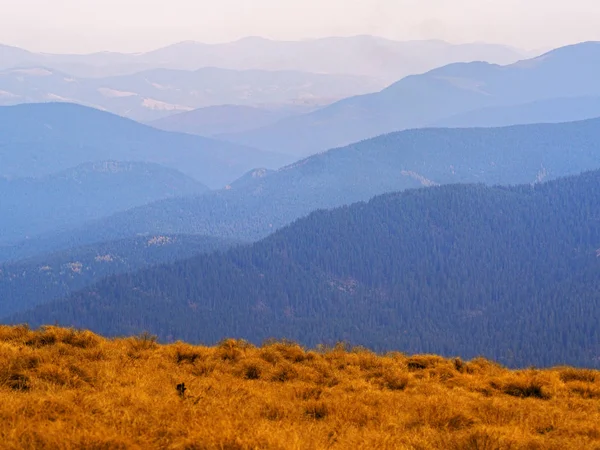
[11,170,600,368]
[0,161,208,244]
[6,117,600,261]
[222,42,600,156]
[0,103,291,188]
[0,235,234,318]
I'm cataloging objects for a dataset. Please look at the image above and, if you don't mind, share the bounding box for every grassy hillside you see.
[0,326,598,449]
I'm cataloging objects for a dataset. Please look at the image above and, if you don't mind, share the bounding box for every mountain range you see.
[4,116,600,261]
[0,103,291,187]
[8,169,600,368]
[220,42,600,156]
[0,37,529,82]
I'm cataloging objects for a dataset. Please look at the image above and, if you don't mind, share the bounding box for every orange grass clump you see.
[1,325,599,449]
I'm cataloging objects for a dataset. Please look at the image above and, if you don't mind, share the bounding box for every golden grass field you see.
[1,325,599,449]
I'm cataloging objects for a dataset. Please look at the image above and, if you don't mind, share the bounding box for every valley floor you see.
[1,326,599,449]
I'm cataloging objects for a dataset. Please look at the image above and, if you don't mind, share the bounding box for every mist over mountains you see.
[0,66,380,121]
[0,36,529,81]
[221,42,600,156]
[2,39,592,158]
[0,37,533,123]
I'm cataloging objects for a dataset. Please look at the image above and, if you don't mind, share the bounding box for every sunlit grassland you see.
[1,325,599,449]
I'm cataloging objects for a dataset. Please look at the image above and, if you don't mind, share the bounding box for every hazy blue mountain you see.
[0,46,143,76]
[1,37,528,81]
[0,161,208,244]
[0,66,376,121]
[431,96,600,128]
[222,42,600,156]
[0,103,292,187]
[0,234,234,318]
[141,36,528,83]
[0,44,38,70]
[5,117,600,261]
[149,105,305,136]
[10,170,600,368]
[98,68,382,111]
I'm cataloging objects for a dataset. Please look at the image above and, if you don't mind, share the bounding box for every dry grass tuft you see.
[0,325,599,449]
[559,367,597,383]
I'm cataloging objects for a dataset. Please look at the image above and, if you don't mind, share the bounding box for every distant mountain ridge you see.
[142,37,528,83]
[0,103,292,188]
[0,66,381,121]
[0,37,529,81]
[221,42,600,156]
[5,116,600,261]
[0,161,208,244]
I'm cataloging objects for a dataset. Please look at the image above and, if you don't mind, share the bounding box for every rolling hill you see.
[9,170,600,368]
[0,66,381,121]
[0,161,208,244]
[221,42,600,156]
[0,103,292,188]
[149,105,304,136]
[5,116,600,261]
[0,235,234,318]
[0,44,37,69]
[227,168,276,190]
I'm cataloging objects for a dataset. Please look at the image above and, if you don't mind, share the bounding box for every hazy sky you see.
[1,0,600,53]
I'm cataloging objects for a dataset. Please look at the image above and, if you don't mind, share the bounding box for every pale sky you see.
[1,0,600,53]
